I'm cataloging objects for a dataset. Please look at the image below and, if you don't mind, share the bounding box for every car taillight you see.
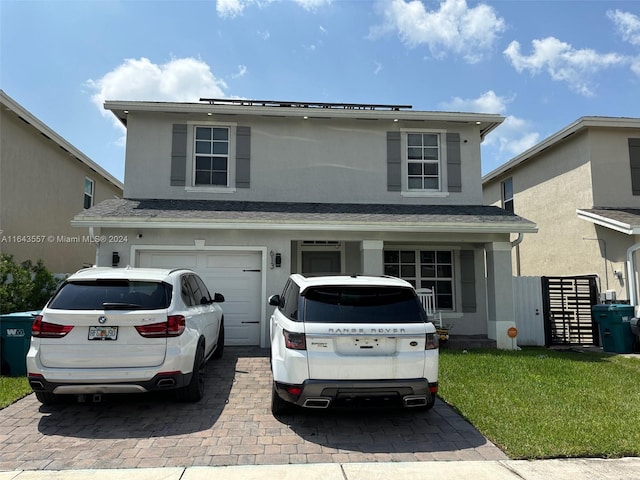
[425,332,439,350]
[135,315,185,338]
[31,315,74,338]
[283,330,306,350]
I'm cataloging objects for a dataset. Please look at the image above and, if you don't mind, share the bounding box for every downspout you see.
[627,242,640,314]
[511,233,524,277]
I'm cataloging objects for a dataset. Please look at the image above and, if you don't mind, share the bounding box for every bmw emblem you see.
[98,316,107,324]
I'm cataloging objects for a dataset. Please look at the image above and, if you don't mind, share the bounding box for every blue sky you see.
[2,0,639,182]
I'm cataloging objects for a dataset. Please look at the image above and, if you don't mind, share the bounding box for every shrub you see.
[0,254,58,314]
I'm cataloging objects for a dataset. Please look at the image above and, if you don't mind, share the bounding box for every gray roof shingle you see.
[75,198,536,232]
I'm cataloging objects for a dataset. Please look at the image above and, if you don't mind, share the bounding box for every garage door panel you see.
[138,250,262,346]
[204,253,261,269]
[141,252,198,268]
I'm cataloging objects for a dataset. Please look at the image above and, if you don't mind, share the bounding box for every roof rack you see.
[198,98,412,111]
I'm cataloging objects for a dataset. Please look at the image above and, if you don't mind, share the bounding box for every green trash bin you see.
[592,304,635,354]
[0,311,39,376]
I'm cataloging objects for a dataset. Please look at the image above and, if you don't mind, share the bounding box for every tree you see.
[0,254,58,314]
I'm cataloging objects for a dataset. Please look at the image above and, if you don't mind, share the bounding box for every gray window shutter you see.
[171,124,187,186]
[629,138,640,196]
[387,131,401,192]
[236,126,251,188]
[447,133,462,192]
[460,250,476,313]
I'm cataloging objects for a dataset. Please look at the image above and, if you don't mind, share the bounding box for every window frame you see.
[185,121,237,193]
[501,177,514,213]
[383,248,456,311]
[84,177,94,209]
[400,129,448,197]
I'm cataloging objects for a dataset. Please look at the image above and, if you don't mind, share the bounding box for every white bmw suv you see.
[268,274,439,414]
[27,267,225,404]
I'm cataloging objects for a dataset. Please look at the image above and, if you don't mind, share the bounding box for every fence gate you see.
[542,276,599,346]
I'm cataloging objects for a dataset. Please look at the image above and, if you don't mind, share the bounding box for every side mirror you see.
[213,292,225,303]
[268,294,281,306]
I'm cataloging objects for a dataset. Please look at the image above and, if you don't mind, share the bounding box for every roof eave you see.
[103,100,504,131]
[483,116,640,184]
[1,90,124,191]
[71,217,537,234]
[577,209,639,235]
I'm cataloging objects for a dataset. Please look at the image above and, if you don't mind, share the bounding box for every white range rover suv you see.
[268,274,439,414]
[27,267,225,404]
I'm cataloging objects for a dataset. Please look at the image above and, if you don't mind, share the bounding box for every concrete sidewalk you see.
[2,458,640,480]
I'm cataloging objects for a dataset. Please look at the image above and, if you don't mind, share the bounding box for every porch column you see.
[360,240,384,276]
[485,241,518,349]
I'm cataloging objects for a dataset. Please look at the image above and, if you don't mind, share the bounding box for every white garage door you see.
[138,250,262,346]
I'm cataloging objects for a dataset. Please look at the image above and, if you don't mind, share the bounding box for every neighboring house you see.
[483,116,640,310]
[72,99,536,348]
[0,90,123,274]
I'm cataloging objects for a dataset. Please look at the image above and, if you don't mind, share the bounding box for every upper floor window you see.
[407,133,441,191]
[384,249,454,310]
[194,126,229,187]
[84,177,94,209]
[501,177,514,213]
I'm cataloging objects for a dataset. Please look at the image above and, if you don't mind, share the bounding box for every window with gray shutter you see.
[387,131,401,191]
[630,138,640,196]
[446,133,461,192]
[459,250,476,313]
[236,126,251,188]
[171,124,188,186]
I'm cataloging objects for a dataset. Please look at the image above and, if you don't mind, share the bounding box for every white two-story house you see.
[72,99,536,349]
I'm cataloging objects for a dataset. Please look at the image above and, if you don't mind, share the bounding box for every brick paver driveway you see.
[0,347,506,471]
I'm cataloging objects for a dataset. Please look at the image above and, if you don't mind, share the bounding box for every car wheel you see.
[176,342,205,402]
[35,391,60,405]
[212,320,224,360]
[271,383,292,415]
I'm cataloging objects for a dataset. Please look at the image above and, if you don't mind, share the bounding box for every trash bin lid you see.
[0,311,40,321]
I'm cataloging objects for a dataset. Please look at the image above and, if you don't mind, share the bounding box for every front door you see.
[302,251,341,275]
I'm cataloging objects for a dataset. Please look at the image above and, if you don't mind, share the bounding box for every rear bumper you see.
[28,371,192,395]
[275,378,438,409]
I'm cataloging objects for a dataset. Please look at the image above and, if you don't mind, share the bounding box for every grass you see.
[0,376,31,408]
[438,347,640,459]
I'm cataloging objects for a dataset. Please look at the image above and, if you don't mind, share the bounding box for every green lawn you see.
[438,347,640,459]
[0,376,31,408]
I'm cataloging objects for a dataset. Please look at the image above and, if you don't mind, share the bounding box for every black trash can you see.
[592,304,635,354]
[0,311,39,376]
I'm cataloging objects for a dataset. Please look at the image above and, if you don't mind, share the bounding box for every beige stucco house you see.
[0,90,123,274]
[483,116,640,312]
[72,98,536,349]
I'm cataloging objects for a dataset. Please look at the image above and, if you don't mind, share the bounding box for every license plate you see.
[88,326,118,341]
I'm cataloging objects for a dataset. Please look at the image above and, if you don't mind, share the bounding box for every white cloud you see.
[296,0,332,12]
[441,91,539,160]
[504,37,625,96]
[232,64,248,79]
[217,0,246,18]
[87,57,228,134]
[374,61,383,75]
[439,90,509,114]
[369,0,505,64]
[216,0,331,17]
[608,9,640,46]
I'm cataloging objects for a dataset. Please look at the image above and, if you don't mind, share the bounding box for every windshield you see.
[302,286,426,324]
[48,280,173,310]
